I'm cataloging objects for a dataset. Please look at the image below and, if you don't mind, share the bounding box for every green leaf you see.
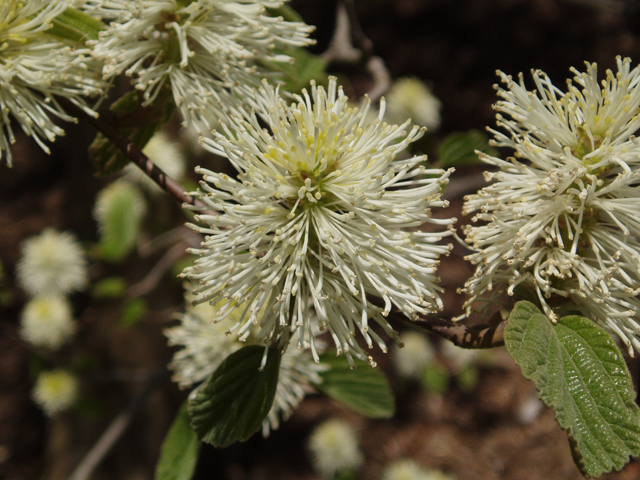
[92,277,128,298]
[437,129,497,167]
[119,298,147,328]
[50,7,103,43]
[505,301,640,478]
[155,401,200,480]
[261,48,328,94]
[455,364,478,393]
[94,181,146,262]
[188,345,281,447]
[313,354,395,418]
[420,363,449,395]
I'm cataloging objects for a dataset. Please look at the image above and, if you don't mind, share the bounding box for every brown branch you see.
[385,304,505,349]
[59,99,205,208]
[414,316,505,349]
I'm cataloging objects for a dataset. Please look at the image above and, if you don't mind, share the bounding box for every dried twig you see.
[67,368,169,480]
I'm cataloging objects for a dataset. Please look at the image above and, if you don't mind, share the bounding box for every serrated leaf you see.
[437,129,497,167]
[505,301,640,478]
[155,401,200,480]
[188,345,281,447]
[94,181,146,262]
[313,354,395,418]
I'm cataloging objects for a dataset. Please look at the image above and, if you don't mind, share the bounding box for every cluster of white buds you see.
[32,369,80,416]
[16,228,88,351]
[85,0,315,134]
[462,57,640,354]
[181,77,456,366]
[307,418,363,478]
[0,0,106,166]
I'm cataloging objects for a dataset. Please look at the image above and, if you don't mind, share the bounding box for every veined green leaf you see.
[505,301,640,478]
[314,354,395,418]
[155,401,200,480]
[188,345,281,447]
[50,7,103,43]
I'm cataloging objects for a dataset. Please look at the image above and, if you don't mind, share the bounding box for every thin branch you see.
[67,368,169,480]
[414,316,506,349]
[126,242,191,298]
[343,0,373,60]
[321,0,391,100]
[387,307,505,349]
[59,98,205,208]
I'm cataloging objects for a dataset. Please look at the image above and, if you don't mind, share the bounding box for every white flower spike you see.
[86,0,315,134]
[462,57,640,354]
[308,418,363,478]
[0,0,106,166]
[32,369,80,416]
[382,460,454,480]
[21,295,76,350]
[386,77,442,131]
[182,77,456,366]
[392,331,435,379]
[17,228,88,297]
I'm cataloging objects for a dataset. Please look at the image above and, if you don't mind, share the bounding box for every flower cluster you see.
[181,77,456,365]
[17,228,88,297]
[462,57,640,354]
[0,0,105,166]
[85,0,315,134]
[307,418,363,478]
[32,369,80,416]
[165,284,326,435]
[16,228,88,350]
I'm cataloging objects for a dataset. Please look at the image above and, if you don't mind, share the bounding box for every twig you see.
[343,0,373,59]
[126,242,191,298]
[387,307,505,349]
[321,0,391,100]
[67,368,169,480]
[415,316,506,349]
[59,99,204,209]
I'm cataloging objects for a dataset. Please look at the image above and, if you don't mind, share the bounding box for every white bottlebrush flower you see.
[439,340,477,372]
[21,295,76,350]
[462,57,640,354]
[85,0,315,134]
[381,460,454,480]
[392,331,434,378]
[32,369,79,416]
[17,228,88,297]
[0,0,106,166]
[385,77,441,131]
[182,77,456,366]
[308,418,363,478]
[165,284,326,436]
[122,131,186,194]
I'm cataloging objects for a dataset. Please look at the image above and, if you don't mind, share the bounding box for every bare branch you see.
[67,368,169,480]
[321,0,391,100]
[59,98,205,209]
[414,316,505,349]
